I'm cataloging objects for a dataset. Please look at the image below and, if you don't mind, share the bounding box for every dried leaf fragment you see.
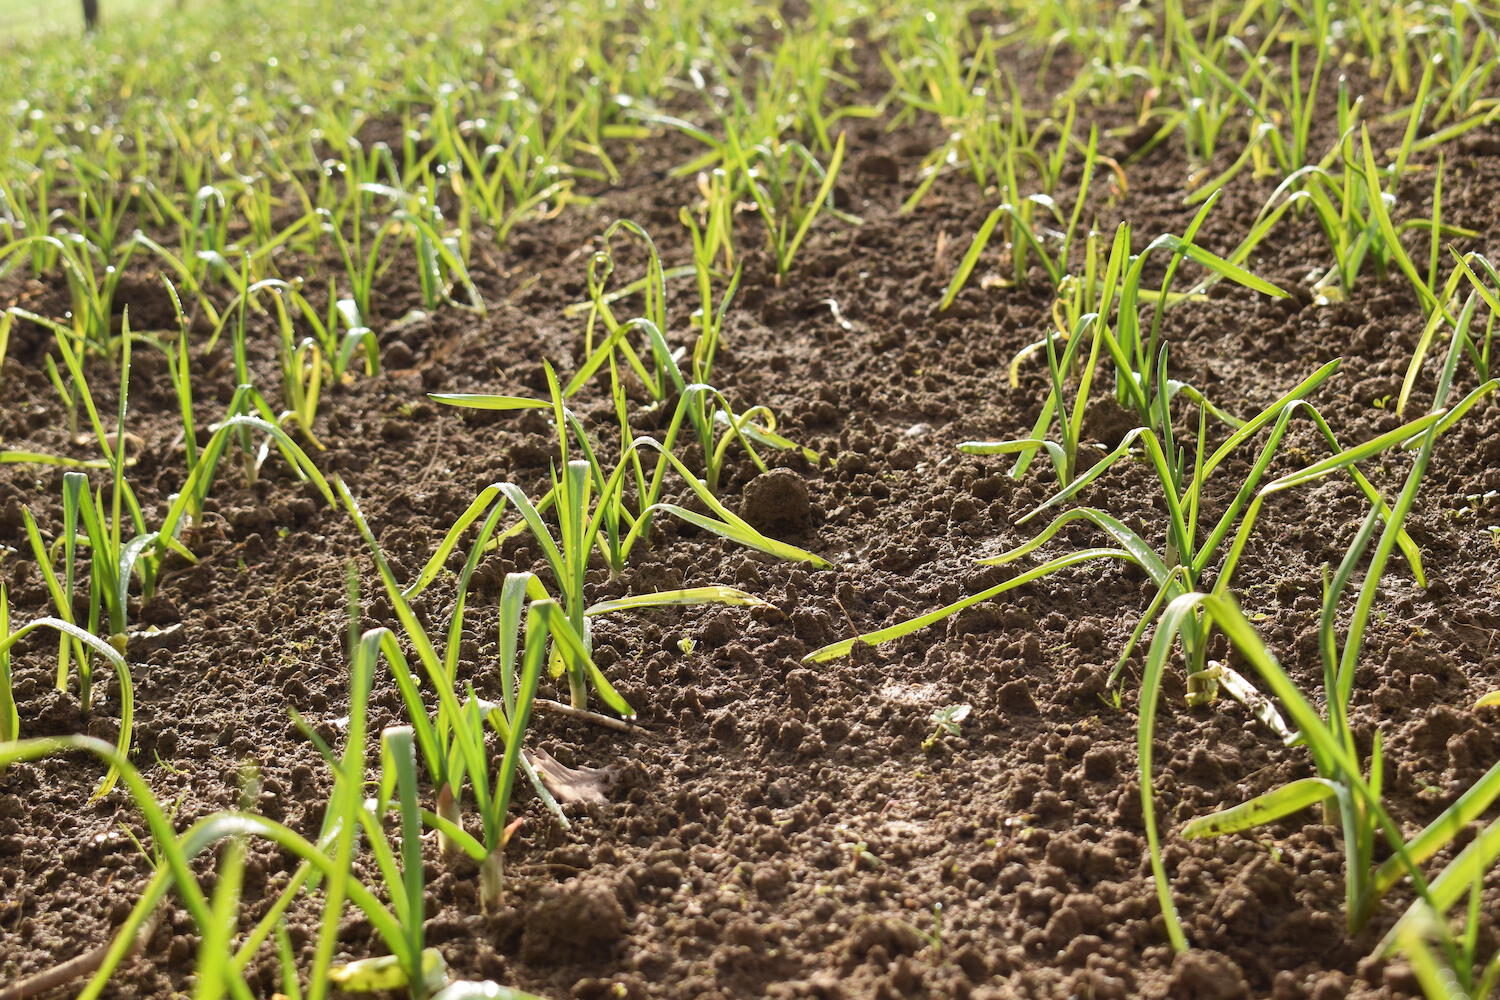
[524,748,612,806]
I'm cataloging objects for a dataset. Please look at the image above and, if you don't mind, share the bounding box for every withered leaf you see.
[525,748,612,807]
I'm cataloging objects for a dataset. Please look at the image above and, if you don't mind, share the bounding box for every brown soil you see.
[4,33,1500,1000]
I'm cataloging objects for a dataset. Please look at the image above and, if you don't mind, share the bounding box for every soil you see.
[3,26,1500,1000]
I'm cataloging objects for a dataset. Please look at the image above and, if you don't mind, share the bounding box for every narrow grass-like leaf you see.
[1181,778,1340,839]
[1371,758,1500,900]
[804,549,1135,663]
[0,618,132,797]
[0,587,13,743]
[585,587,769,616]
[427,394,550,411]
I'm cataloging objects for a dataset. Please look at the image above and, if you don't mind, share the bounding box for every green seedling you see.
[1138,304,1500,952]
[681,170,738,280]
[974,197,1290,483]
[0,616,131,797]
[429,88,576,245]
[397,424,822,710]
[417,591,555,910]
[342,469,754,900]
[1231,103,1475,310]
[317,179,484,326]
[969,223,1134,485]
[0,624,545,1000]
[9,325,182,716]
[938,122,1103,299]
[1189,36,1328,193]
[921,704,971,752]
[725,129,851,280]
[8,399,329,795]
[0,309,11,381]
[1153,0,1273,167]
[432,356,824,575]
[1391,899,1500,1000]
[337,482,568,874]
[1399,250,1500,416]
[0,587,13,744]
[562,222,814,494]
[807,359,1433,692]
[0,232,131,359]
[208,277,380,449]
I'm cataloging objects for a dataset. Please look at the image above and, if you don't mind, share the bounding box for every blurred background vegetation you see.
[0,0,170,40]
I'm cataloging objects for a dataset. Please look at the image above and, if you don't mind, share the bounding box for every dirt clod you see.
[740,468,812,536]
[520,879,630,964]
[856,153,901,184]
[1163,950,1252,1000]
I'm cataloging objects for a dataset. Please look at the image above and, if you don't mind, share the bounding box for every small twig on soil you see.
[0,909,160,1000]
[831,589,858,636]
[534,698,652,737]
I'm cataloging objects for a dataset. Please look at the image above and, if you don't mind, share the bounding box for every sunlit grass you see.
[0,0,170,41]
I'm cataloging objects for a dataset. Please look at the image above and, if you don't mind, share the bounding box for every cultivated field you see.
[2,1,1500,998]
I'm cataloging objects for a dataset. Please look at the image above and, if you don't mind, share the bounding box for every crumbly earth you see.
[2,38,1500,1000]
